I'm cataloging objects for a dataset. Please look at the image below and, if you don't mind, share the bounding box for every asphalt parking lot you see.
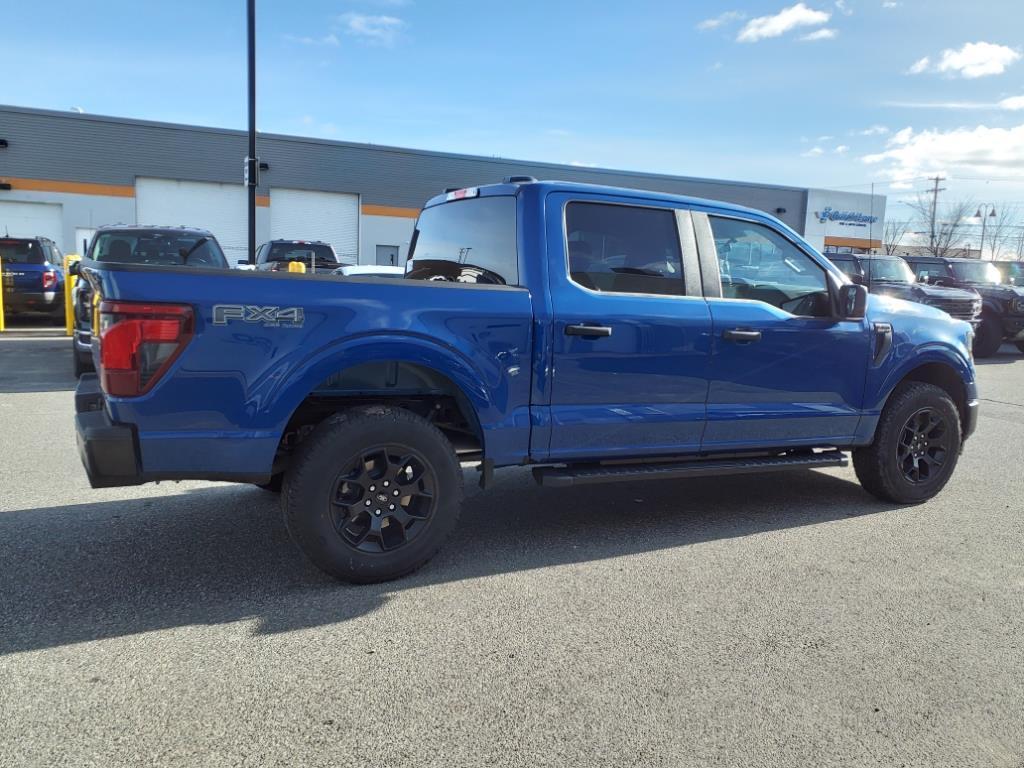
[1,335,1022,768]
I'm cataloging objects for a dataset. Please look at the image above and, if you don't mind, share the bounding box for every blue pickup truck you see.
[75,180,978,583]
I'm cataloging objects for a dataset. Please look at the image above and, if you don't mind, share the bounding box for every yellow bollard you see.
[0,254,5,332]
[64,254,81,337]
[287,260,307,274]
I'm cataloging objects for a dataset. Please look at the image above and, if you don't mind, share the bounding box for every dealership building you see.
[0,105,885,264]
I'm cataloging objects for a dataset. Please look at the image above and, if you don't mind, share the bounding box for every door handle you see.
[565,324,613,338]
[723,328,762,343]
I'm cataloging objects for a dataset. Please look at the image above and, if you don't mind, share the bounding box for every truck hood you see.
[911,282,980,300]
[867,292,965,326]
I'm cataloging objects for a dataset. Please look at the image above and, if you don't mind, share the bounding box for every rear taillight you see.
[98,301,193,397]
[42,270,58,290]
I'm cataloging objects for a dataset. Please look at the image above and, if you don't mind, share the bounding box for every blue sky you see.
[5,1,1024,220]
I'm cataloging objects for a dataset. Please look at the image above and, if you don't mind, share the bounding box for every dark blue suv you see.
[0,236,66,321]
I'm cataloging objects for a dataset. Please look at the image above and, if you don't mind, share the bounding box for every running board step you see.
[532,451,848,488]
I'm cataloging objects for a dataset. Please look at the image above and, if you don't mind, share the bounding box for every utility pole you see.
[927,175,945,253]
[245,0,258,265]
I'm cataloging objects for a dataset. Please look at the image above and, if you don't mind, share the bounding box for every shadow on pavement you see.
[0,469,899,655]
[974,346,1024,366]
[0,337,77,393]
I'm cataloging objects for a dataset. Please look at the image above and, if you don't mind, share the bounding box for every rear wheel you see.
[282,406,463,583]
[854,382,961,504]
[972,314,1003,358]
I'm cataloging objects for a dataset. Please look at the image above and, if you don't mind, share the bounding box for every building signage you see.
[815,207,879,226]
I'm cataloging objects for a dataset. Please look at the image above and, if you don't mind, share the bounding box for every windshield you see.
[0,239,45,265]
[997,262,1024,284]
[265,243,337,264]
[951,261,1001,285]
[90,231,228,268]
[869,258,915,283]
[406,196,518,285]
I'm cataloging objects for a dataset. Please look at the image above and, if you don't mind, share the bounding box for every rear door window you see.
[407,196,518,285]
[565,202,685,296]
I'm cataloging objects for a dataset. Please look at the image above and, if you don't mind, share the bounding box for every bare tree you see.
[882,219,911,255]
[978,204,1020,260]
[907,195,975,257]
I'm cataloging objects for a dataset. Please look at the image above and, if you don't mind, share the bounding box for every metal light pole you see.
[245,0,258,265]
[975,204,996,260]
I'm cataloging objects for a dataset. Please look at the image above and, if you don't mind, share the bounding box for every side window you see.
[709,216,830,317]
[830,257,860,280]
[565,202,684,296]
[910,263,943,282]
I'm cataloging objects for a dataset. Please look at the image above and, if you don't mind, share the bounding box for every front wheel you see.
[282,406,463,583]
[853,382,961,504]
[972,315,1003,358]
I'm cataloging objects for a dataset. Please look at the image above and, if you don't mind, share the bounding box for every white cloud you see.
[801,28,837,41]
[817,135,834,141]
[569,161,598,168]
[697,11,747,31]
[884,97,1024,111]
[285,32,340,47]
[834,0,853,16]
[802,146,826,157]
[863,122,1024,184]
[737,3,831,43]
[834,144,850,154]
[1000,96,1024,110]
[859,124,889,135]
[339,13,405,46]
[908,42,1021,79]
[882,0,899,7]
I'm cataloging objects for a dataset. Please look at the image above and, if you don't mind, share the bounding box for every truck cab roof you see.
[424,180,773,222]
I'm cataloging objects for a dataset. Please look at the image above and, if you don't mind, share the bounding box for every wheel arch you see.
[874,352,973,440]
[270,334,493,463]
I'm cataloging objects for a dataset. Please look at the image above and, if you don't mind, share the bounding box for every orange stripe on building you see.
[361,204,420,219]
[1,176,136,198]
[824,235,882,249]
[256,195,270,207]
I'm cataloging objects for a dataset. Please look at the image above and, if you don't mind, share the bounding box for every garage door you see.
[0,201,63,250]
[136,178,248,258]
[270,189,359,264]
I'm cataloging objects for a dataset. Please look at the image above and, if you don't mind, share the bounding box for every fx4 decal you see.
[213,305,305,328]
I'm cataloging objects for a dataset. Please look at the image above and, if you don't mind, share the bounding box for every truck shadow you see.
[974,346,1024,366]
[0,470,901,655]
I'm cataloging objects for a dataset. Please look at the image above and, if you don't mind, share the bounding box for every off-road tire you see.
[972,314,1003,358]
[853,382,961,504]
[282,405,463,583]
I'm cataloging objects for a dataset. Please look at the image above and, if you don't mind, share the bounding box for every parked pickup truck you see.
[75,180,979,583]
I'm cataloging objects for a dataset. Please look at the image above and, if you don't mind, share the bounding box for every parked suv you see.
[0,236,65,321]
[902,255,1024,356]
[253,240,342,273]
[827,253,981,326]
[70,225,229,376]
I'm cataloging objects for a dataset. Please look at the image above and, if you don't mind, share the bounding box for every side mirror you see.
[68,261,81,277]
[837,283,868,320]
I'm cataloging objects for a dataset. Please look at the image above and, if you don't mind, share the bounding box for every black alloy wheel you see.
[896,407,952,485]
[332,446,437,553]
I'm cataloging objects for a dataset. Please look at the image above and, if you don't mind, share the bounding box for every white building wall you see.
[359,215,416,266]
[0,189,134,254]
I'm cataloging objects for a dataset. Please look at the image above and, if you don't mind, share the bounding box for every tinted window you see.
[565,202,684,296]
[90,231,228,268]
[908,262,952,283]
[710,216,830,317]
[868,258,914,283]
[0,239,45,265]
[407,196,517,285]
[265,243,337,264]
[830,257,860,279]
[951,261,1001,284]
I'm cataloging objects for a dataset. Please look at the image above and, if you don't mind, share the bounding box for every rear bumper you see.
[75,374,144,488]
[3,290,63,314]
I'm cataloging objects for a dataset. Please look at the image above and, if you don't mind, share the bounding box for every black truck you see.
[827,253,981,326]
[902,255,1024,356]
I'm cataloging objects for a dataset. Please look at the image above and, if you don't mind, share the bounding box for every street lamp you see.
[975,204,997,259]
